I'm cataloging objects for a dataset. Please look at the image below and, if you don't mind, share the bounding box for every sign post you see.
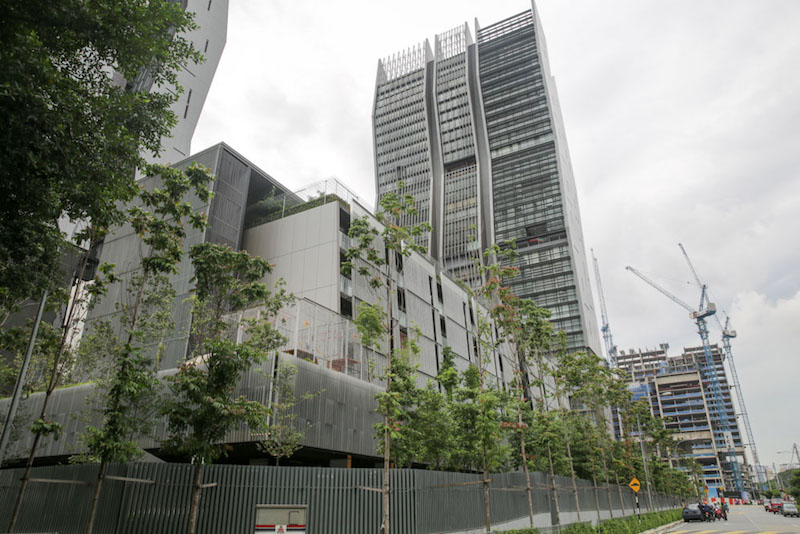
[629,477,642,519]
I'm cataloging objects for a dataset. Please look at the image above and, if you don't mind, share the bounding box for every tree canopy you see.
[0,0,202,317]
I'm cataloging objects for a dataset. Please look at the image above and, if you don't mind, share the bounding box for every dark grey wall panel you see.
[0,464,680,534]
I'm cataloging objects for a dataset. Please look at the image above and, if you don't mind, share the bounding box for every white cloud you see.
[729,290,800,469]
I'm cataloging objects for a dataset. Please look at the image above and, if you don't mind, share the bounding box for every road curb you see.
[643,519,683,534]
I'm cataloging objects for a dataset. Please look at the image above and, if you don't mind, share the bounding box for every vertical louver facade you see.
[372,2,601,357]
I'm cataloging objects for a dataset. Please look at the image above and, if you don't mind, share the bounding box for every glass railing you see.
[339,231,352,250]
[339,275,352,297]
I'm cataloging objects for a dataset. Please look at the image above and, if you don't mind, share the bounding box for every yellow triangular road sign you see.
[629,477,641,493]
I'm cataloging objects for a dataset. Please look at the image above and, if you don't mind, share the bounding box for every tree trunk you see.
[592,474,602,525]
[7,432,42,532]
[383,418,390,534]
[614,473,625,516]
[382,270,393,534]
[517,392,534,528]
[472,302,491,534]
[510,361,534,526]
[547,442,560,527]
[482,445,491,533]
[187,462,204,534]
[561,416,581,521]
[601,454,614,519]
[86,460,107,534]
[8,258,91,532]
[89,260,151,532]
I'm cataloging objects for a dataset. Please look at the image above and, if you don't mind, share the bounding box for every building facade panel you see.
[373,5,601,357]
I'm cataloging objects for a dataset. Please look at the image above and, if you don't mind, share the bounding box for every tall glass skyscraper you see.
[372,3,601,356]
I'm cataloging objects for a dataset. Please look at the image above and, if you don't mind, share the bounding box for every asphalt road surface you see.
[669,504,800,533]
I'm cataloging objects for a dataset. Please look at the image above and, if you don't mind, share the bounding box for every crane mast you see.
[626,264,745,496]
[591,249,616,365]
[678,243,766,491]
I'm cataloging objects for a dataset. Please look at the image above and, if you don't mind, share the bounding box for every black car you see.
[683,503,705,522]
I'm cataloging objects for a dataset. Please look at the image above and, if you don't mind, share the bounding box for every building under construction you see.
[615,345,754,498]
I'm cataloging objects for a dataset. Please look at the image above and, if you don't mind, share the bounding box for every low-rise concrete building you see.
[1,144,544,468]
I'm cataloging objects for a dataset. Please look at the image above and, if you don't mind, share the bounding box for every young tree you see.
[259,359,318,466]
[549,331,584,521]
[75,164,213,534]
[410,378,453,469]
[480,244,542,529]
[453,243,523,533]
[554,346,619,522]
[161,242,291,534]
[516,300,566,526]
[341,185,429,534]
[0,0,204,317]
[5,227,113,532]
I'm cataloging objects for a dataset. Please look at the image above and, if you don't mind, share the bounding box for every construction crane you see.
[678,243,766,491]
[625,265,745,496]
[591,249,617,366]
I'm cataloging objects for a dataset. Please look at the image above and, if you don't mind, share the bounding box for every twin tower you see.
[372,6,601,356]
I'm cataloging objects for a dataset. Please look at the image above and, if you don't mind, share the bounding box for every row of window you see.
[520,257,572,279]
[510,272,575,297]
[376,143,430,168]
[481,63,541,98]
[485,94,548,126]
[490,132,554,160]
[377,163,430,185]
[482,74,544,109]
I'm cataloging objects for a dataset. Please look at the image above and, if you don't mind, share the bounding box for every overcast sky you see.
[193,0,800,473]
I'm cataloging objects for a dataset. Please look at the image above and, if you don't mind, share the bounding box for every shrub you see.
[565,522,596,534]
[599,509,681,534]
[501,508,681,534]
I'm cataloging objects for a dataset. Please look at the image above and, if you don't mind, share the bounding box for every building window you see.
[207,0,212,10]
[397,288,407,313]
[340,297,353,319]
[183,88,192,119]
[440,316,447,339]
[204,39,209,53]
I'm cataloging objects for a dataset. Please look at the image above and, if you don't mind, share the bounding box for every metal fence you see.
[0,464,680,534]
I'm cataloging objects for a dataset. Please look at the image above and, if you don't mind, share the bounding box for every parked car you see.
[782,503,799,518]
[682,503,705,522]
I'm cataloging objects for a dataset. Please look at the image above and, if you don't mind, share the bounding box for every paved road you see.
[669,504,800,534]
